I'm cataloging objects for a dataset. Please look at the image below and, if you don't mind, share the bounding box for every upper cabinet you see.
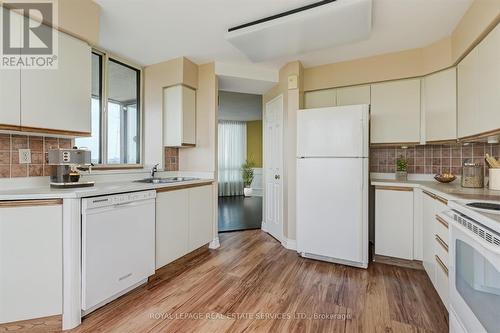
[21,23,91,135]
[458,23,500,139]
[304,88,336,108]
[163,85,196,147]
[0,7,21,129]
[422,68,457,143]
[370,79,421,144]
[336,85,371,106]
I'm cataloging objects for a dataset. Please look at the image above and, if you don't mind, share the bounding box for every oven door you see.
[450,221,500,333]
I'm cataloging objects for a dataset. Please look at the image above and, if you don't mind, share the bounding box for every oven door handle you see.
[453,221,500,255]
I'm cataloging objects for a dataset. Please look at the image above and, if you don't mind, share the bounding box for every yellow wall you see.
[246,121,262,167]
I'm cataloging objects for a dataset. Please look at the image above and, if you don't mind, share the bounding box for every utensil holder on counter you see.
[489,169,500,191]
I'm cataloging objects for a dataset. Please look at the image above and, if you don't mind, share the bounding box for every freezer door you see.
[296,158,368,265]
[297,105,369,158]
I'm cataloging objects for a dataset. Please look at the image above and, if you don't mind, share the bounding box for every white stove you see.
[443,200,500,333]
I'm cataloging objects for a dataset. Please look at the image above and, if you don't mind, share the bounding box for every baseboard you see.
[209,237,220,249]
[281,237,297,251]
[261,221,267,232]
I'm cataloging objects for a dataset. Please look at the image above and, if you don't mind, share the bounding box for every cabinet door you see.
[304,89,336,109]
[375,188,414,260]
[155,190,189,269]
[371,79,421,144]
[0,203,62,323]
[21,26,91,134]
[478,23,500,135]
[336,85,370,106]
[188,185,213,252]
[458,48,480,138]
[182,86,196,145]
[423,68,457,142]
[0,7,21,128]
[422,191,436,285]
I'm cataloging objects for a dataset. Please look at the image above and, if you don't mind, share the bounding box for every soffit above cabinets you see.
[225,0,373,62]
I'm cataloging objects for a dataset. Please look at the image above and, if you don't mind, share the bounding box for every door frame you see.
[262,94,284,242]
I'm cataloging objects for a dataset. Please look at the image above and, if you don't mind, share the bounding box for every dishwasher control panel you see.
[84,190,156,210]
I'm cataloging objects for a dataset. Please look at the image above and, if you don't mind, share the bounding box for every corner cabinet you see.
[20,26,92,135]
[0,200,63,324]
[155,183,214,269]
[163,85,196,147]
[370,79,421,144]
[422,68,457,143]
[458,23,500,139]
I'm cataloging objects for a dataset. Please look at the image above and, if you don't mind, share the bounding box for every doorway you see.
[217,91,263,232]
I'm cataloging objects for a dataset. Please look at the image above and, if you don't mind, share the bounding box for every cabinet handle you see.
[435,235,449,252]
[435,255,449,276]
[435,196,448,205]
[423,190,437,199]
[435,215,449,229]
[0,199,63,208]
[375,186,413,192]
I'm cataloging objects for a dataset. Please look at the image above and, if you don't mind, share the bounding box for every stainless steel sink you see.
[135,177,199,184]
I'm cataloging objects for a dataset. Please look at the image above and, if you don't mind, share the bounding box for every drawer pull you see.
[375,186,413,192]
[435,255,449,276]
[435,215,449,229]
[435,235,449,252]
[435,196,448,205]
[423,190,437,199]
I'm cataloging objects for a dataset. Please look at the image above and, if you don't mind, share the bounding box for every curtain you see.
[218,120,247,196]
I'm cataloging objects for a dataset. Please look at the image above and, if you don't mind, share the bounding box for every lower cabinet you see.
[0,201,63,323]
[155,184,214,269]
[375,187,414,260]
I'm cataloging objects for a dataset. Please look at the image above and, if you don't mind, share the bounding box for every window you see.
[75,52,141,166]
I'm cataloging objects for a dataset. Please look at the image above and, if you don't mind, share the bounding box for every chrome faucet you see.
[151,164,159,178]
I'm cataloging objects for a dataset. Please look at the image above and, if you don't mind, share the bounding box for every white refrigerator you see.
[296,104,369,269]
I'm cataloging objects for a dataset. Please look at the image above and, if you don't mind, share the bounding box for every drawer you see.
[435,255,449,310]
[435,234,449,267]
[435,214,450,246]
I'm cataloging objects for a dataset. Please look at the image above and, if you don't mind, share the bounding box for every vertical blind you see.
[218,120,247,196]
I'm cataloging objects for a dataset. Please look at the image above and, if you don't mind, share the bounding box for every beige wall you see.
[179,63,218,173]
[143,57,199,168]
[58,0,101,45]
[303,0,500,91]
[263,61,303,241]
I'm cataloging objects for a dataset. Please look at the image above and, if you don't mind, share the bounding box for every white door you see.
[264,95,283,242]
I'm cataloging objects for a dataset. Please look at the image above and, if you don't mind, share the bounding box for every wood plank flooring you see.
[1,230,448,333]
[218,196,262,232]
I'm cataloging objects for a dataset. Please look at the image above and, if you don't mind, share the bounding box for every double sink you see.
[135,177,199,184]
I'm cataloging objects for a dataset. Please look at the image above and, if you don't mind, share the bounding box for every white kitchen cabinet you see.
[155,184,214,270]
[423,68,457,142]
[163,85,196,147]
[188,185,213,252]
[155,189,189,269]
[20,24,91,135]
[375,187,414,260]
[336,85,371,106]
[458,23,500,138]
[422,191,437,285]
[0,201,62,323]
[304,88,336,109]
[0,7,21,129]
[370,79,421,144]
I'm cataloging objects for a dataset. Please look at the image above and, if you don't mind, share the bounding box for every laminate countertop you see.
[371,178,500,202]
[0,179,215,201]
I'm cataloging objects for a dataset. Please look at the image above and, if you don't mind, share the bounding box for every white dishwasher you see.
[81,190,156,314]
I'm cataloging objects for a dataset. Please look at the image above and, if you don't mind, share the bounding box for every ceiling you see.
[218,91,262,121]
[95,0,472,70]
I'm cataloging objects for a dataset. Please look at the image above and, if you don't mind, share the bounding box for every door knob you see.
[275,175,280,180]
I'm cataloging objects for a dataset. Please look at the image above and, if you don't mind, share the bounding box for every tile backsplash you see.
[164,147,179,171]
[370,143,500,175]
[0,134,72,178]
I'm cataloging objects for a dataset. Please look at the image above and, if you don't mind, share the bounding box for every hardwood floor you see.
[218,196,262,232]
[1,230,448,333]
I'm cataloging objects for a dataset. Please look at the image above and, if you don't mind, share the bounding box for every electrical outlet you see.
[19,149,31,164]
